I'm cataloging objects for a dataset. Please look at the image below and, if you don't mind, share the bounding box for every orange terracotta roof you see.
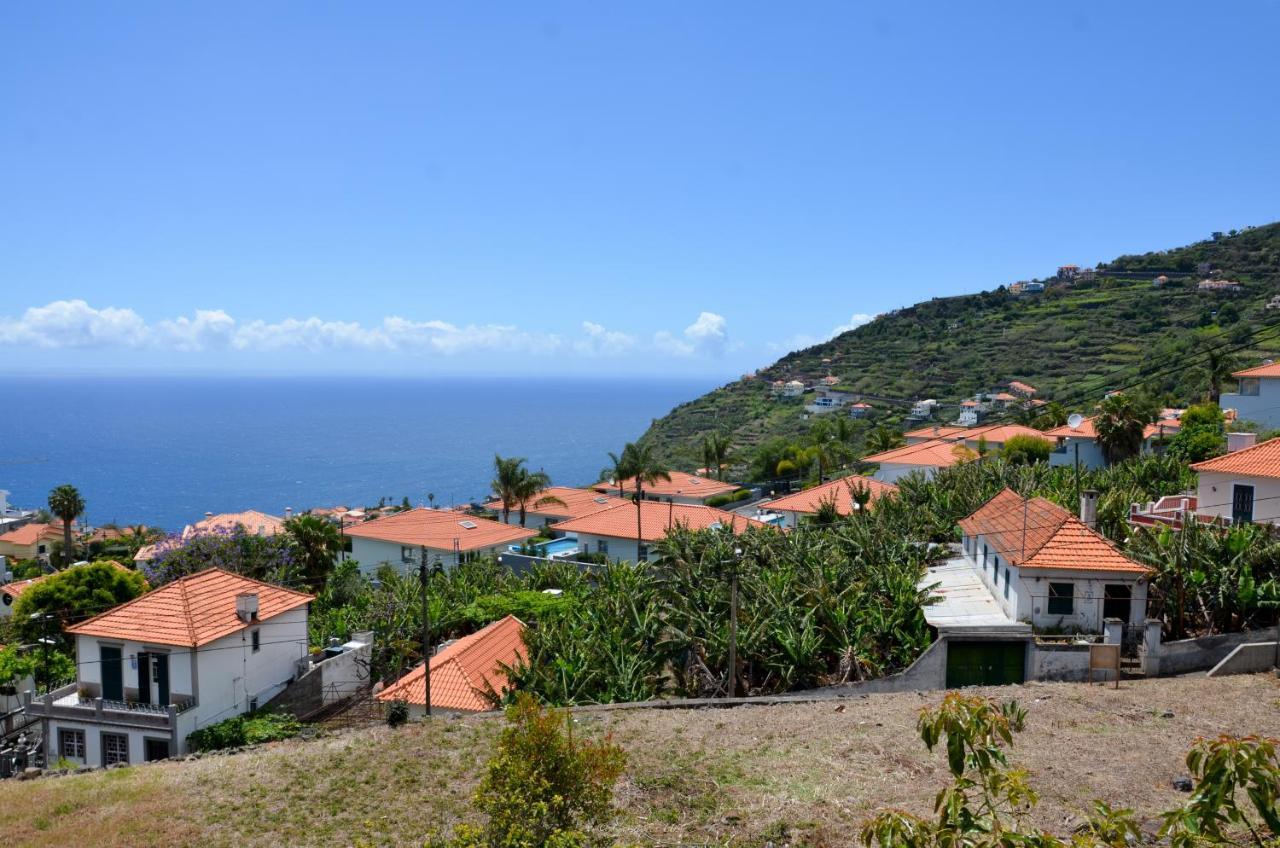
[66,568,313,647]
[767,476,897,517]
[0,523,59,546]
[958,489,1147,573]
[1044,416,1177,440]
[1232,361,1280,378]
[863,438,978,469]
[1008,381,1037,395]
[185,510,285,539]
[904,425,967,441]
[376,615,525,712]
[1191,437,1280,479]
[962,424,1050,445]
[344,507,534,551]
[483,487,628,521]
[595,472,740,500]
[551,501,769,542]
[992,392,1017,401]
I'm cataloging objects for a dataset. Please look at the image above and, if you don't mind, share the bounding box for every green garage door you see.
[946,641,1026,688]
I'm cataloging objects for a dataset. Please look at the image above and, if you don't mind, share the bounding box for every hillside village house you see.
[26,569,313,764]
[958,489,1150,632]
[134,509,288,564]
[376,615,525,718]
[847,402,872,419]
[1197,279,1242,292]
[765,476,897,528]
[1219,360,1280,430]
[551,501,768,563]
[484,486,628,529]
[1045,415,1181,471]
[1188,434,1280,525]
[344,507,534,573]
[905,425,967,445]
[0,490,38,535]
[0,522,60,563]
[1008,381,1037,397]
[864,424,1048,483]
[804,387,858,415]
[592,472,740,506]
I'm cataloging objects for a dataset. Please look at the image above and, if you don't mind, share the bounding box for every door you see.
[154,653,170,706]
[945,641,1026,688]
[137,652,150,705]
[1232,484,1254,524]
[1103,584,1133,623]
[100,645,123,702]
[144,738,170,762]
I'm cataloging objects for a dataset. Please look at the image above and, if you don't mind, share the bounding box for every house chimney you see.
[1226,432,1257,453]
[235,593,259,623]
[1080,489,1099,530]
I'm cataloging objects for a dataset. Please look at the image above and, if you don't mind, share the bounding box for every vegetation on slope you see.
[642,223,1280,468]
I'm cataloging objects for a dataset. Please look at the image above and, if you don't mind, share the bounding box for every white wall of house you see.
[50,606,309,764]
[570,532,656,563]
[875,463,937,483]
[1221,377,1280,429]
[960,535,1147,632]
[349,536,507,575]
[1196,470,1280,525]
[1048,437,1108,470]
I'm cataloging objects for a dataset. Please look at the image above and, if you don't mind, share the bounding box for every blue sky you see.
[2,2,1277,377]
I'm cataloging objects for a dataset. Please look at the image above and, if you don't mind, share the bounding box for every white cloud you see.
[768,312,876,353]
[0,301,731,361]
[832,313,874,336]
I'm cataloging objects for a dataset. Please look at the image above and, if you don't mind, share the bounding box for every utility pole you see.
[1073,442,1081,510]
[419,546,432,718]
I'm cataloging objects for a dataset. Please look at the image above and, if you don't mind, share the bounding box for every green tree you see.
[865,425,905,454]
[47,484,85,568]
[706,432,733,480]
[1000,434,1051,465]
[1093,393,1157,464]
[1204,345,1241,404]
[1167,404,1226,463]
[434,693,627,848]
[13,561,147,645]
[490,455,529,523]
[512,469,566,527]
[285,514,343,590]
[615,442,670,557]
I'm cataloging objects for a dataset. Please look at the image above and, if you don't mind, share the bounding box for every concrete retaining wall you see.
[1207,642,1280,677]
[1146,625,1278,677]
[1031,643,1092,682]
[266,633,373,718]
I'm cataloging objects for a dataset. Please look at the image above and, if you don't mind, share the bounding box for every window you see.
[1239,377,1261,397]
[251,629,261,653]
[1047,582,1074,615]
[982,544,989,571]
[102,732,129,766]
[59,729,85,760]
[400,546,416,563]
[1003,569,1010,599]
[637,543,649,560]
[1232,484,1255,525]
[249,696,259,712]
[596,539,609,554]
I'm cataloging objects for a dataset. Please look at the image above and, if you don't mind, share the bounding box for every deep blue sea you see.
[0,376,718,531]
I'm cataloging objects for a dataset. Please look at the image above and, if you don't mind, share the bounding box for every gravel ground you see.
[0,673,1276,847]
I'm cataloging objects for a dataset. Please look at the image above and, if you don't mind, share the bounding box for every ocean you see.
[0,376,718,531]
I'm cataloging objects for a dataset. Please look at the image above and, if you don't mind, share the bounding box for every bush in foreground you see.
[187,711,301,753]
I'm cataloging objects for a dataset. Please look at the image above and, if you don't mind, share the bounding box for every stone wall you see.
[1145,624,1278,677]
[265,633,373,719]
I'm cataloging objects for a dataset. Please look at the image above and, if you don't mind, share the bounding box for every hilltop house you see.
[863,424,1048,483]
[847,402,872,419]
[344,508,534,573]
[26,569,313,764]
[0,522,59,563]
[551,501,768,563]
[376,615,525,718]
[592,472,740,506]
[765,476,897,528]
[1045,415,1181,470]
[1219,360,1280,429]
[1198,279,1242,292]
[484,486,628,529]
[1008,381,1037,398]
[958,490,1150,632]
[1189,434,1280,525]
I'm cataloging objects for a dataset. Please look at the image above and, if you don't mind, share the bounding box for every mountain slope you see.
[642,223,1280,468]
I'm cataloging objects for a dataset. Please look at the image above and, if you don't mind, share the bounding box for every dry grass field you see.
[1,673,1277,847]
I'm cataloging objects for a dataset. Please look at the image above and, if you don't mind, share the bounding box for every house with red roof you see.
[863,424,1048,483]
[592,471,741,506]
[551,501,769,562]
[1220,360,1280,430]
[344,507,534,573]
[766,476,897,528]
[26,568,313,764]
[1045,415,1181,471]
[958,489,1150,632]
[483,486,627,529]
[1190,435,1280,525]
[0,522,60,562]
[376,615,525,718]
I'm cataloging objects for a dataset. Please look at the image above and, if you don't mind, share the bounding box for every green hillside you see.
[642,223,1280,469]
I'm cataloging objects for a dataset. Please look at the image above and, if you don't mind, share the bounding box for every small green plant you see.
[433,693,626,847]
[385,699,409,728]
[187,711,301,752]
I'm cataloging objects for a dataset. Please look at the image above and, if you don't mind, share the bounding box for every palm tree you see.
[512,470,567,527]
[47,484,85,568]
[491,455,527,523]
[865,425,905,454]
[1204,346,1240,404]
[1094,393,1156,464]
[617,441,670,558]
[703,433,733,480]
[606,450,631,498]
[285,514,343,589]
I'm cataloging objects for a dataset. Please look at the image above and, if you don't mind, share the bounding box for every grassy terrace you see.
[3,674,1278,847]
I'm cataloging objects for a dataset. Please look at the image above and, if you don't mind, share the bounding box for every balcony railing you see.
[24,684,196,727]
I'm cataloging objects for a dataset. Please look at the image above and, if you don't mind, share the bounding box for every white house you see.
[26,569,313,764]
[781,380,805,398]
[864,424,1048,483]
[483,487,628,529]
[1220,361,1280,430]
[344,507,535,574]
[764,476,897,529]
[592,472,740,506]
[958,489,1150,632]
[1045,415,1180,470]
[551,501,769,563]
[1190,434,1280,525]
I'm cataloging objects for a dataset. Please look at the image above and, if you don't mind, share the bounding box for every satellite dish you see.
[1067,413,1085,430]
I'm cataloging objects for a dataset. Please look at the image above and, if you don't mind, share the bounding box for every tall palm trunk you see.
[634,482,644,561]
[62,518,74,567]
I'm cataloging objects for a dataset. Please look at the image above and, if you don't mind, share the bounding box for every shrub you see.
[999,434,1051,465]
[432,693,626,848]
[385,699,410,728]
[187,711,301,752]
[705,489,751,507]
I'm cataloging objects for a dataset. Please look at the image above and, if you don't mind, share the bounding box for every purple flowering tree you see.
[142,525,300,587]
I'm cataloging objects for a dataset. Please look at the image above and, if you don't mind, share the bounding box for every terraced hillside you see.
[643,223,1280,468]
